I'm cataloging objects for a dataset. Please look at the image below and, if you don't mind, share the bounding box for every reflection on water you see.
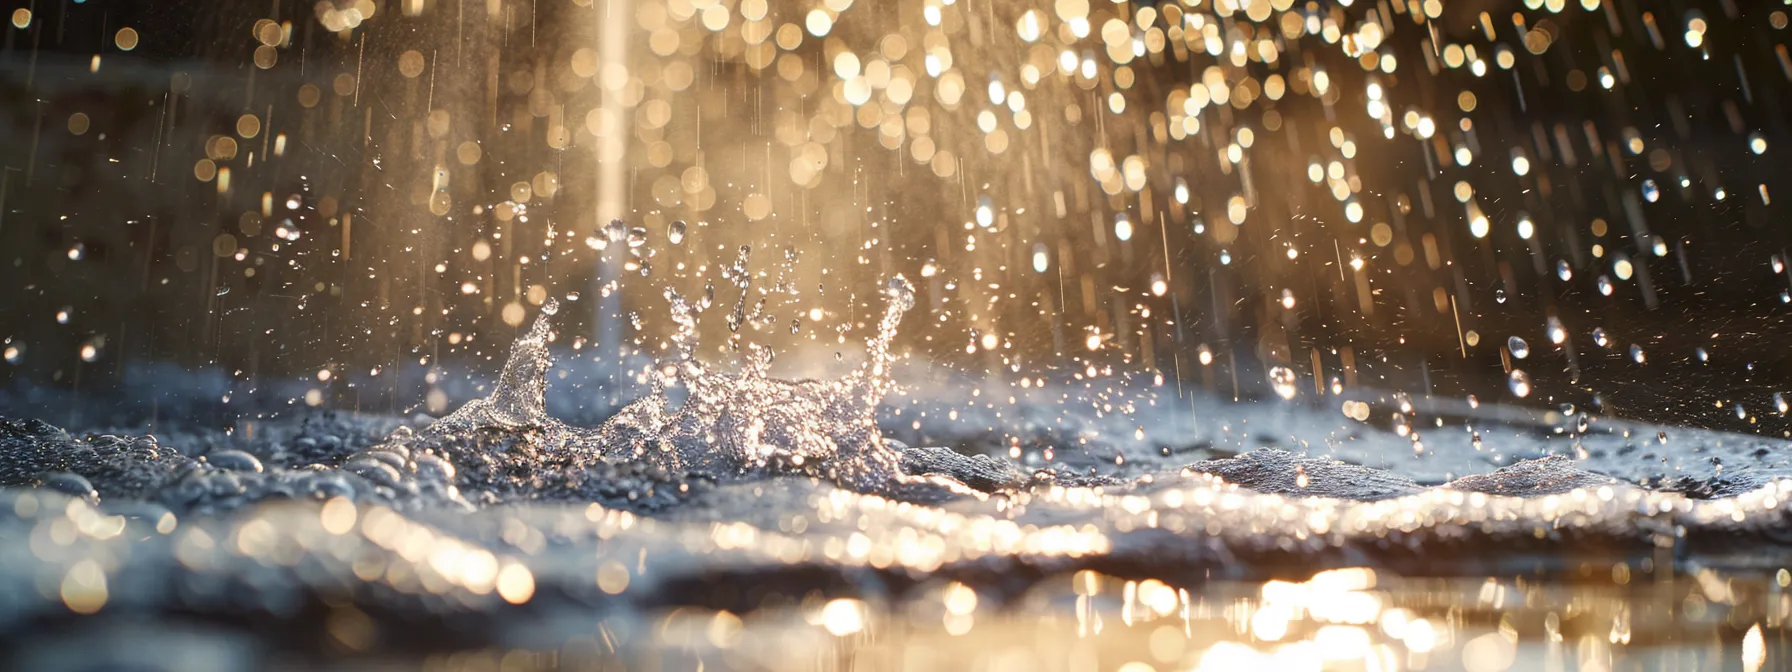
[5,0,1792,668]
[597,569,1785,672]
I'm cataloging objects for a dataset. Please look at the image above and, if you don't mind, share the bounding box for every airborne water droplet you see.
[1268,366,1298,400]
[1593,328,1610,347]
[1775,393,1788,415]
[667,220,687,245]
[604,219,627,242]
[1507,336,1530,359]
[1629,344,1646,363]
[1641,179,1660,203]
[1556,259,1573,281]
[1508,369,1532,398]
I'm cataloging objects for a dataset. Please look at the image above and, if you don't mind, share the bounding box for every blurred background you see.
[0,0,1789,437]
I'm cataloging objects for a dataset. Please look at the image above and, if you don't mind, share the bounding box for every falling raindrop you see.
[1629,344,1646,363]
[666,220,687,245]
[1508,369,1532,398]
[1268,366,1298,400]
[1775,393,1788,415]
[1593,328,1610,348]
[1642,179,1660,202]
[1556,260,1573,281]
[1507,336,1530,359]
[1546,317,1566,345]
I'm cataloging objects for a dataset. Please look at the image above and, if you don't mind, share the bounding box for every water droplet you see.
[1597,275,1614,296]
[1508,369,1532,398]
[1775,393,1788,415]
[1629,344,1646,363]
[667,220,687,245]
[604,219,627,242]
[1494,289,1507,304]
[1556,260,1573,281]
[1507,336,1530,359]
[1546,317,1566,345]
[1268,366,1298,400]
[1641,179,1660,202]
[1695,347,1708,362]
[1592,328,1610,347]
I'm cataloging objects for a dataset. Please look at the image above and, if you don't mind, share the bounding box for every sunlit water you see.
[8,265,1792,669]
[5,0,1792,668]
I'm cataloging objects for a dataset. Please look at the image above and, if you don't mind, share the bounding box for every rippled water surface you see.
[8,0,1792,668]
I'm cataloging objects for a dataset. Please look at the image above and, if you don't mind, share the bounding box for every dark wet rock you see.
[1181,449,1424,501]
[1447,455,1615,496]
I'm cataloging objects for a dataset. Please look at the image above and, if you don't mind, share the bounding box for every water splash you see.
[405,261,973,498]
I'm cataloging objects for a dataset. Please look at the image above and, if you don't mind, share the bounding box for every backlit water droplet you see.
[1508,369,1532,398]
[1268,366,1298,400]
[1507,336,1530,359]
